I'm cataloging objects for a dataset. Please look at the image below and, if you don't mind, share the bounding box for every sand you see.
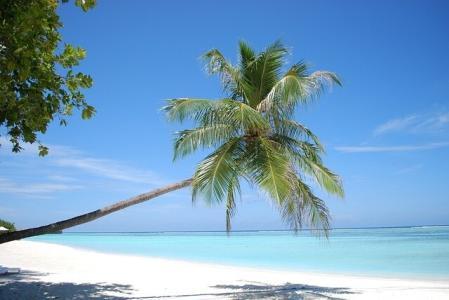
[1,240,448,299]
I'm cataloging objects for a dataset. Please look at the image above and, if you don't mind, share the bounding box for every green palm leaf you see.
[173,124,237,160]
[203,49,246,100]
[280,172,331,235]
[164,98,270,132]
[238,40,256,69]
[275,119,324,152]
[245,137,291,204]
[257,62,309,116]
[163,98,216,122]
[192,138,243,204]
[299,157,344,197]
[217,100,270,131]
[271,133,323,164]
[259,64,341,118]
[242,41,288,107]
[225,175,240,232]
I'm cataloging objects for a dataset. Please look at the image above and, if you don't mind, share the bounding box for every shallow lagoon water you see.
[29,226,449,280]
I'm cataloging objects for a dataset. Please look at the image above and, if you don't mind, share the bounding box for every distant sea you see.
[29,226,449,280]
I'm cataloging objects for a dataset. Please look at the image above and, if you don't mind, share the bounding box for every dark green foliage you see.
[0,219,16,231]
[0,0,96,156]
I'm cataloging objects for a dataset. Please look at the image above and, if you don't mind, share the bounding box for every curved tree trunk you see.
[0,178,192,244]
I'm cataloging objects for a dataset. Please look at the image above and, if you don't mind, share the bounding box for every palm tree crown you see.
[163,41,343,234]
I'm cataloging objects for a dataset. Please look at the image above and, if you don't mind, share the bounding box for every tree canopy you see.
[0,0,96,156]
[164,41,343,234]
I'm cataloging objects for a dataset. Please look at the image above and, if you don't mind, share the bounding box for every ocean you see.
[29,226,449,280]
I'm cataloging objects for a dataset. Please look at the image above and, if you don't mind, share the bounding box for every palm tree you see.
[0,41,342,244]
[163,40,343,233]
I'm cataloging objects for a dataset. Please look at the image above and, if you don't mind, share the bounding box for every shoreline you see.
[1,241,449,299]
[24,238,449,283]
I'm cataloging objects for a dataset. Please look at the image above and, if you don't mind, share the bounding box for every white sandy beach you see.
[1,241,448,299]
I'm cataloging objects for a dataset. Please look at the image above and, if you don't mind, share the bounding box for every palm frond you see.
[202,49,245,99]
[225,175,240,233]
[275,119,324,152]
[257,62,308,117]
[164,98,270,133]
[245,137,291,204]
[271,134,323,165]
[198,100,271,132]
[173,124,237,160]
[273,134,342,196]
[192,138,243,204]
[242,41,288,108]
[279,171,331,236]
[304,194,331,237]
[259,65,341,118]
[238,40,256,69]
[220,100,270,131]
[162,98,216,123]
[298,157,344,197]
[304,71,341,100]
[270,133,342,197]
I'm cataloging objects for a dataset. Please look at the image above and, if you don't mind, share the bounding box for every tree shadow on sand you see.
[0,271,357,299]
[0,270,135,299]
[131,281,356,299]
[209,282,357,299]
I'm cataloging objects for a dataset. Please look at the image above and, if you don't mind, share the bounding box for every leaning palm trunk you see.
[0,178,192,244]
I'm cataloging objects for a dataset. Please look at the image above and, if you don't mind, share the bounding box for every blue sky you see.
[1,0,449,231]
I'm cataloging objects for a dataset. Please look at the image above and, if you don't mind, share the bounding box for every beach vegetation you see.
[0,0,96,156]
[0,219,16,232]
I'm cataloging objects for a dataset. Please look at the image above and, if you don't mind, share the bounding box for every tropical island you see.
[1,1,448,299]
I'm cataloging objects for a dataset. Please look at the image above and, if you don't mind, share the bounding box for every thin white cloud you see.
[335,142,449,153]
[374,115,418,136]
[414,112,449,132]
[0,177,83,197]
[54,157,164,185]
[339,110,449,154]
[0,137,166,197]
[1,137,164,186]
[47,175,78,182]
[374,112,449,136]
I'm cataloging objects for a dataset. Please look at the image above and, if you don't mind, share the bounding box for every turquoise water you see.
[29,226,449,280]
